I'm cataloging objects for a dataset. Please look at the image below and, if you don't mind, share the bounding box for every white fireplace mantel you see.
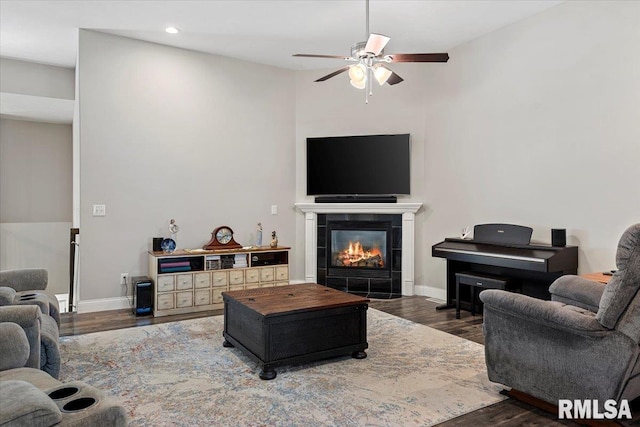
[294,202,422,296]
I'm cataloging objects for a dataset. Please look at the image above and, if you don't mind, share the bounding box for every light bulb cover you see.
[165,27,180,34]
[350,79,366,90]
[374,65,393,85]
[348,64,366,83]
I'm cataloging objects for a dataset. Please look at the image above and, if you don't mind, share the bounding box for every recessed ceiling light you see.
[165,27,180,34]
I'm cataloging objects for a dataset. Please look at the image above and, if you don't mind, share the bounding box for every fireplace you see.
[328,221,390,277]
[296,202,422,296]
[317,214,402,298]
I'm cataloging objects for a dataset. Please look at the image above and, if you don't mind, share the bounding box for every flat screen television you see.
[306,134,410,196]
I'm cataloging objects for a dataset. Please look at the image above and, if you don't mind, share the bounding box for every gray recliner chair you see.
[480,223,640,404]
[0,305,60,379]
[0,268,61,327]
[0,316,127,426]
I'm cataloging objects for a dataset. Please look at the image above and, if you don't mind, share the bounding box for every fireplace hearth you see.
[318,214,402,298]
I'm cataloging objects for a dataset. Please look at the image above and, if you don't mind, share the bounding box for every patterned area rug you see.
[59,309,505,426]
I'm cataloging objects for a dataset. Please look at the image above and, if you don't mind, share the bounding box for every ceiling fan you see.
[293,0,449,103]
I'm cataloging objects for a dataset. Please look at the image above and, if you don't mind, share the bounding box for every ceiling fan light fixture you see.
[374,65,392,85]
[292,0,449,103]
[350,79,366,90]
[348,64,367,84]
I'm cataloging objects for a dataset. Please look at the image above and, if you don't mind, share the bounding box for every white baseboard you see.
[76,281,436,313]
[413,284,446,301]
[77,296,130,313]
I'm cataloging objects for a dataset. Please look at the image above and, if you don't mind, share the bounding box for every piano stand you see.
[455,272,511,319]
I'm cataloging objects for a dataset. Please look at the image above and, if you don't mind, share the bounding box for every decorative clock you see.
[203,226,242,250]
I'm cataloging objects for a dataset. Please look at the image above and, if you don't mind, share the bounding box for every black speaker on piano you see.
[131,276,153,316]
[551,229,566,247]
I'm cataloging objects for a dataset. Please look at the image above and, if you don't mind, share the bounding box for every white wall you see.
[0,118,73,295]
[419,0,640,287]
[71,1,638,307]
[295,0,640,298]
[0,58,74,100]
[294,64,432,293]
[77,31,296,303]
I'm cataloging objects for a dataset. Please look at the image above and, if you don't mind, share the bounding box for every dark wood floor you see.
[60,296,637,426]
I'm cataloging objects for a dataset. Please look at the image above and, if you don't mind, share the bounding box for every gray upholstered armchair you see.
[0,316,127,426]
[0,268,61,326]
[0,305,60,379]
[480,223,640,404]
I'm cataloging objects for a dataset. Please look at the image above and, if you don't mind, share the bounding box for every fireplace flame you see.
[339,241,384,267]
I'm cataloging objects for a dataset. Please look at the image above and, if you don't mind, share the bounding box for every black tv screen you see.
[306,134,410,196]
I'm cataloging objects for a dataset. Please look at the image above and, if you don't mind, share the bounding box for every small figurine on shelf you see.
[161,219,179,253]
[169,219,180,237]
[256,222,263,247]
[270,231,278,248]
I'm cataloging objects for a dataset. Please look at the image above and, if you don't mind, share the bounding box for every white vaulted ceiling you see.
[0,0,564,123]
[0,0,563,70]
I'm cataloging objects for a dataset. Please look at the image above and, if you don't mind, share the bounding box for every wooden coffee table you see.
[222,283,369,380]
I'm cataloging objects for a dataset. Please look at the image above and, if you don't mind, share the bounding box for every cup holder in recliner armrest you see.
[20,293,37,298]
[48,386,80,400]
[62,397,98,412]
[19,295,37,300]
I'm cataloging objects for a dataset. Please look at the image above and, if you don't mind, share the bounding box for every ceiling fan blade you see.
[386,53,450,63]
[364,33,390,56]
[386,72,404,86]
[314,66,351,82]
[293,54,352,60]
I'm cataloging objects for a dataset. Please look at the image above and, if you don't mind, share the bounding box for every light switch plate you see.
[92,204,106,216]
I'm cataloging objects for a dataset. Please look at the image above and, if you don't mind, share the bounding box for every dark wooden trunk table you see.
[222,283,369,380]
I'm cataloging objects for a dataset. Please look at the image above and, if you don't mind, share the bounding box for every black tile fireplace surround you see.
[317,213,402,298]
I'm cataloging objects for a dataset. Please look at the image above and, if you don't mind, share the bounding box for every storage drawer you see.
[245,268,260,284]
[275,266,289,282]
[157,276,175,292]
[212,287,225,304]
[194,272,210,289]
[157,293,174,310]
[194,289,210,306]
[176,291,193,308]
[212,271,227,287]
[228,284,244,292]
[260,267,274,282]
[229,270,244,285]
[176,274,193,290]
[245,283,260,289]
